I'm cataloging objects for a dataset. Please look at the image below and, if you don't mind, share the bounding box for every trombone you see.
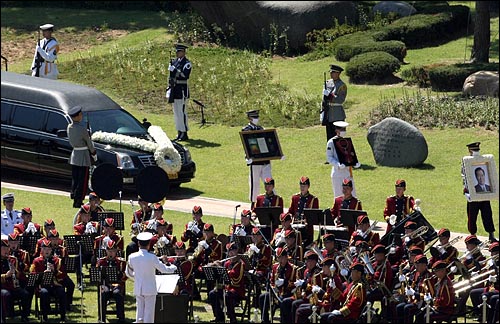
[454,268,496,294]
[401,226,428,241]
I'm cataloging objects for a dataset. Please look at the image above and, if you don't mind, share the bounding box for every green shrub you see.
[346,51,400,83]
[332,31,406,62]
[429,63,499,91]
[400,65,430,87]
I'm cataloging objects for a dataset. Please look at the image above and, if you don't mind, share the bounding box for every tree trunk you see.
[471,1,490,63]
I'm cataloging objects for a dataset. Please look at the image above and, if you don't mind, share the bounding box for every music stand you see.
[63,235,81,255]
[238,254,252,271]
[156,246,173,257]
[254,207,281,241]
[236,236,253,252]
[97,211,125,231]
[20,234,40,256]
[202,266,231,321]
[27,272,42,288]
[40,271,55,287]
[64,256,78,273]
[89,267,102,285]
[340,209,366,227]
[81,234,97,255]
[102,266,121,284]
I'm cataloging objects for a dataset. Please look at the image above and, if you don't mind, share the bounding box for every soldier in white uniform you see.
[326,121,361,198]
[1,193,22,236]
[67,105,97,208]
[31,23,59,79]
[125,232,176,323]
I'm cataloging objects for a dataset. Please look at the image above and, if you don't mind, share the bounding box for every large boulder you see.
[372,1,416,17]
[462,70,499,97]
[367,117,428,167]
[189,1,356,52]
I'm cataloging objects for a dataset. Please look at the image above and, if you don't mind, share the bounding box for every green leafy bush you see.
[346,51,400,83]
[429,63,499,91]
[400,65,430,87]
[333,32,406,62]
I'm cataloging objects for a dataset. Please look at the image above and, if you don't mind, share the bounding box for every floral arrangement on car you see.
[91,126,182,175]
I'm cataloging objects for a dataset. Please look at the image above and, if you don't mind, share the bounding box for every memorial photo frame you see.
[240,129,283,162]
[462,155,499,202]
[332,137,358,166]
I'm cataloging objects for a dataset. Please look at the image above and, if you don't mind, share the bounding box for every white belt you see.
[332,103,343,106]
[73,147,88,151]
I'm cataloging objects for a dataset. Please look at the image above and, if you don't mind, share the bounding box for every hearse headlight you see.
[116,153,135,169]
[184,148,192,163]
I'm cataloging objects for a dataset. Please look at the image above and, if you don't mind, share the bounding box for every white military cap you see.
[333,121,349,128]
[40,24,54,30]
[2,193,14,202]
[137,232,153,242]
[68,105,82,116]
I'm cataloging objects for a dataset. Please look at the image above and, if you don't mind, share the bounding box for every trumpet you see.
[440,235,463,250]
[358,251,375,275]
[459,241,489,262]
[401,226,428,241]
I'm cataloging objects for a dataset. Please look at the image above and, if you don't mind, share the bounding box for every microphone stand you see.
[230,205,240,243]
[253,224,276,323]
[97,213,105,323]
[78,240,84,322]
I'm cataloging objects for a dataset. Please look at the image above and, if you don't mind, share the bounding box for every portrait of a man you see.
[474,166,491,193]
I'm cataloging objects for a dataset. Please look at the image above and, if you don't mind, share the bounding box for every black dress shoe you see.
[179,132,189,141]
[73,201,83,208]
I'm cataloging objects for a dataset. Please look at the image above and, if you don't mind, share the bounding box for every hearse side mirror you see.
[57,130,68,138]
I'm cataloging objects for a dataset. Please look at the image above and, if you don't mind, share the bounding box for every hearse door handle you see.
[41,140,51,146]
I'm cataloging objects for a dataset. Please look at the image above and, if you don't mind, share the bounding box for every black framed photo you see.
[462,154,499,202]
[332,137,358,166]
[240,129,283,162]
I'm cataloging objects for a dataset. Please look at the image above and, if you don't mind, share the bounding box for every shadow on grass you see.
[414,163,435,170]
[168,187,204,199]
[184,138,222,149]
[358,164,377,171]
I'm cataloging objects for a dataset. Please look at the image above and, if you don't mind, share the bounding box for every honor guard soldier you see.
[30,238,68,322]
[321,262,367,323]
[1,193,23,236]
[428,228,459,269]
[349,214,380,248]
[258,246,297,323]
[271,212,300,248]
[321,64,347,142]
[1,235,32,323]
[167,43,192,141]
[330,178,363,236]
[243,109,274,205]
[31,23,59,79]
[326,122,361,198]
[181,205,205,254]
[67,105,97,208]
[96,240,127,322]
[384,179,415,234]
[462,142,497,242]
[288,176,319,247]
[284,229,304,266]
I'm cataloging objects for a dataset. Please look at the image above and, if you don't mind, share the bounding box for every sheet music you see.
[156,274,180,294]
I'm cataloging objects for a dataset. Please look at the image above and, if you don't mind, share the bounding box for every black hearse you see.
[1,71,195,189]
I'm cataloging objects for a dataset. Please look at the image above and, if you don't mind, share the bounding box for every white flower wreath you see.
[91,126,182,174]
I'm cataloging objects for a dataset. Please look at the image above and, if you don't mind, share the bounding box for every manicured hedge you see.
[346,51,401,84]
[428,63,499,91]
[332,31,406,62]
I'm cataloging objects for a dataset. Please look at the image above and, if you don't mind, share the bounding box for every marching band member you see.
[73,204,99,235]
[320,262,367,323]
[47,229,75,310]
[321,233,338,259]
[284,229,304,266]
[288,176,319,247]
[143,203,173,235]
[34,227,64,259]
[252,177,284,239]
[8,232,30,274]
[247,227,272,283]
[1,235,32,323]
[1,193,23,236]
[229,209,255,252]
[415,260,455,323]
[330,178,363,236]
[84,192,105,222]
[401,221,425,257]
[383,179,415,234]
[366,244,393,304]
[280,250,321,323]
[295,257,343,323]
[259,247,297,323]
[14,207,42,237]
[428,228,459,269]
[30,238,67,322]
[126,196,152,259]
[94,218,124,265]
[271,212,300,248]
[394,254,431,324]
[180,205,205,254]
[462,234,486,273]
[41,219,56,239]
[150,218,177,255]
[468,241,499,322]
[96,239,127,323]
[208,242,246,323]
[166,241,194,296]
[349,214,380,248]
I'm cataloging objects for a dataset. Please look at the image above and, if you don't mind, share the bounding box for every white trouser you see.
[135,294,156,323]
[249,163,272,202]
[331,166,356,198]
[173,98,188,132]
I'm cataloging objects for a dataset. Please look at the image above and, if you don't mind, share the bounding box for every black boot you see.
[179,132,189,141]
[489,232,498,242]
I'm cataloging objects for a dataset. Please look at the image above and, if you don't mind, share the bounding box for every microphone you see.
[235,205,241,209]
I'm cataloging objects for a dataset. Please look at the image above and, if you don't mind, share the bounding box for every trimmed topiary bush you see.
[332,31,406,62]
[346,51,401,84]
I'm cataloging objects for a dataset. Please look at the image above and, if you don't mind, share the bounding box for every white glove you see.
[389,214,397,225]
[389,246,396,255]
[26,222,37,234]
[312,285,321,294]
[92,154,98,162]
[85,222,96,234]
[340,268,348,277]
[280,155,286,161]
[168,64,176,72]
[424,293,432,303]
[465,193,472,202]
[405,287,415,296]
[36,45,42,54]
[487,259,495,268]
[238,228,247,237]
[147,221,157,231]
[102,236,111,248]
[294,279,305,287]
[165,264,177,274]
[489,275,497,283]
[160,236,169,246]
[275,234,285,246]
[404,236,411,244]
[471,271,479,277]
[437,246,446,255]
[466,254,473,261]
[246,158,253,165]
[191,225,200,234]
[349,246,356,255]
[100,285,109,293]
[165,88,171,99]
[275,278,285,287]
[249,244,260,253]
[332,310,342,316]
[322,89,330,96]
[329,264,336,273]
[200,240,209,250]
[354,162,361,169]
[338,163,346,169]
[450,266,457,273]
[399,274,406,282]
[329,278,336,288]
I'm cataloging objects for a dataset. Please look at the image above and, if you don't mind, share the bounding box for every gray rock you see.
[372,1,416,17]
[189,1,356,51]
[367,117,428,167]
[462,71,499,97]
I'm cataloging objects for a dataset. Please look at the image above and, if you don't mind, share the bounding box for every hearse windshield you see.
[84,109,149,138]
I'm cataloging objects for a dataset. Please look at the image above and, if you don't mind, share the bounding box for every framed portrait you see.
[462,154,499,202]
[240,129,283,162]
[332,137,358,166]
